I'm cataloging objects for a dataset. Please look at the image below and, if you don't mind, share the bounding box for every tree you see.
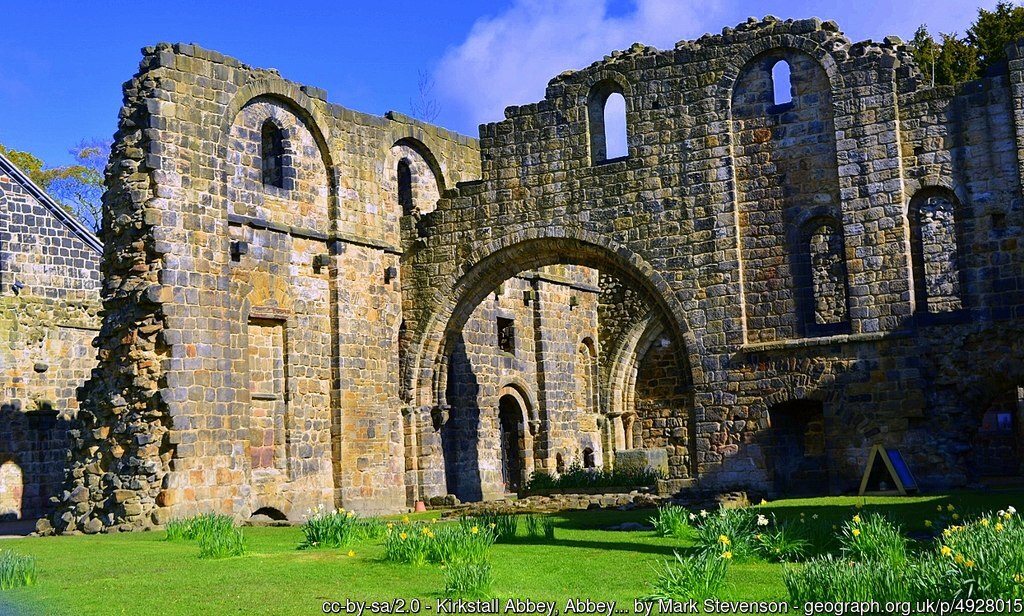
[46,140,108,234]
[935,32,980,86]
[0,140,107,234]
[911,2,1024,86]
[910,25,940,87]
[409,70,441,123]
[967,1,1024,71]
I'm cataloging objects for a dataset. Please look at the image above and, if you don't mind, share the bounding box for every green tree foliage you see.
[968,1,1024,69]
[0,140,107,234]
[912,2,1024,86]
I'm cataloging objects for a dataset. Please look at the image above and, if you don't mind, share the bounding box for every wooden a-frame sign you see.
[858,445,919,496]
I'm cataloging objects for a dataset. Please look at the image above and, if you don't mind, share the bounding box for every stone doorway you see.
[768,400,827,496]
[498,395,525,493]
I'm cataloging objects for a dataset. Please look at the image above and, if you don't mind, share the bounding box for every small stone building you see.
[0,153,101,521]
[33,17,1024,532]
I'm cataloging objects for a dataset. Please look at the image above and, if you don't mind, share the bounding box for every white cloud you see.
[434,0,725,133]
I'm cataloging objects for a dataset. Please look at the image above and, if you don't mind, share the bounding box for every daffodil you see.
[760,498,768,506]
[757,514,769,527]
[721,551,733,560]
[387,522,394,530]
[1008,506,1017,515]
[952,513,960,520]
[941,545,952,556]
[488,523,496,529]
[1014,573,1024,584]
[965,560,975,568]
[471,526,479,534]
[400,532,408,540]
[718,534,731,546]
[347,550,356,557]
[347,511,354,518]
[925,520,933,528]
[981,518,990,527]
[852,528,861,537]
[954,553,965,564]
[937,505,944,512]
[947,504,955,512]
[852,515,861,524]
[402,515,410,524]
[997,523,1005,532]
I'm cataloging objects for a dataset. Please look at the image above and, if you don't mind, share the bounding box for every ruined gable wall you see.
[50,43,479,531]
[0,162,101,520]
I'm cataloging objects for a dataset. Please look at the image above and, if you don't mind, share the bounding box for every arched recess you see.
[0,457,23,521]
[726,43,844,344]
[792,215,851,336]
[908,187,964,316]
[412,231,704,410]
[225,94,333,233]
[606,314,695,479]
[388,138,444,246]
[220,81,340,516]
[586,73,632,164]
[220,79,339,223]
[407,230,702,496]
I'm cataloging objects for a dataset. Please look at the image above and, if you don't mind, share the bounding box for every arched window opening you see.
[555,453,565,474]
[0,460,23,521]
[588,81,629,164]
[261,120,285,188]
[910,191,963,314]
[603,93,628,159]
[582,447,596,468]
[397,158,414,215]
[498,395,525,493]
[772,60,793,107]
[796,217,850,335]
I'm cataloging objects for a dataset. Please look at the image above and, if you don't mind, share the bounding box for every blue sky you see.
[0,0,1003,167]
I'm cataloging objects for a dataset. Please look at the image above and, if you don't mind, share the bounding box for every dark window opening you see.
[397,159,414,215]
[497,317,515,354]
[582,447,595,468]
[498,395,525,493]
[555,453,565,474]
[261,120,285,188]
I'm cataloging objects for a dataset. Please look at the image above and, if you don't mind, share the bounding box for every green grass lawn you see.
[2,491,1023,615]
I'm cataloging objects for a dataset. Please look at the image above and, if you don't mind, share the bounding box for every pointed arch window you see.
[261,120,285,188]
[587,81,629,164]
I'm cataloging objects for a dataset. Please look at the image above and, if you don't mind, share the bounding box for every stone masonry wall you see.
[48,17,1024,531]
[0,156,102,521]
[406,16,1024,500]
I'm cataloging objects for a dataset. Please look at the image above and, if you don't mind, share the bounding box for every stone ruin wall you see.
[41,16,1024,532]
[0,158,101,521]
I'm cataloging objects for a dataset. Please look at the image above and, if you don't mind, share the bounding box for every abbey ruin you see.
[0,16,1022,533]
